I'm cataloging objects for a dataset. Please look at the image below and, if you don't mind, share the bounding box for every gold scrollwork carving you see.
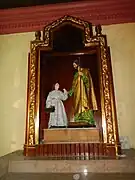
[28,38,50,145]
[28,40,45,145]
[43,15,92,46]
[28,42,36,145]
[92,35,115,144]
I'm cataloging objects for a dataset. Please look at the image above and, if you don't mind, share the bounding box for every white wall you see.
[0,23,135,156]
[103,23,135,148]
[0,32,34,156]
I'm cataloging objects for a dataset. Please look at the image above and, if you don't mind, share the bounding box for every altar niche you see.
[24,15,121,158]
[40,52,101,136]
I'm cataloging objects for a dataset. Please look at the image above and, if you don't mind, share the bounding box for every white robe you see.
[46,90,68,128]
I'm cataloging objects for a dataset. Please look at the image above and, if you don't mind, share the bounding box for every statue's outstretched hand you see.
[63,89,67,93]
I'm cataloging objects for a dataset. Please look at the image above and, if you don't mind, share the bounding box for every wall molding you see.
[0,0,135,35]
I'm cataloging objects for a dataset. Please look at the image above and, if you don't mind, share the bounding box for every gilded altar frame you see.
[24,15,120,156]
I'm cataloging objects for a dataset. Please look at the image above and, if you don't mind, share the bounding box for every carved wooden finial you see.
[35,31,41,41]
[95,24,102,36]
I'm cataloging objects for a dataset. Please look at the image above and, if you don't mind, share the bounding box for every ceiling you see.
[0,0,85,9]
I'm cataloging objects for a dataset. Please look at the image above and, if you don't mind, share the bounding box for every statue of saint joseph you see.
[69,59,98,125]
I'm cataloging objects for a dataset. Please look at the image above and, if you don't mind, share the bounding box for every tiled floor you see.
[1,173,135,180]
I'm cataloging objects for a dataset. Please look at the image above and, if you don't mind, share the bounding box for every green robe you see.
[69,68,98,125]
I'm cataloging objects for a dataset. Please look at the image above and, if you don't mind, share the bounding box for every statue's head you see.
[54,83,60,90]
[73,58,80,69]
[52,82,60,90]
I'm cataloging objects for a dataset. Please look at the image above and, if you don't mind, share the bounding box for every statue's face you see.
[73,63,78,69]
[55,83,59,90]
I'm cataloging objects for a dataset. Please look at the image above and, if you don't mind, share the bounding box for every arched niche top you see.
[34,15,103,50]
[42,15,93,47]
[34,15,103,49]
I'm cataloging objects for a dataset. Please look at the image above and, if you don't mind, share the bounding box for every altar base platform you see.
[44,128,101,143]
[26,128,117,159]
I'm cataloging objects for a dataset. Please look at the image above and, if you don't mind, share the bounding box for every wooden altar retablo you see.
[24,15,121,158]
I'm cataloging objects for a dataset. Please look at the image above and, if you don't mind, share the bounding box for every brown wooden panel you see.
[24,143,117,159]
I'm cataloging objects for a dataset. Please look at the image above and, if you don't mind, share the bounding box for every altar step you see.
[2,173,135,180]
[8,158,135,173]
[1,150,135,180]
